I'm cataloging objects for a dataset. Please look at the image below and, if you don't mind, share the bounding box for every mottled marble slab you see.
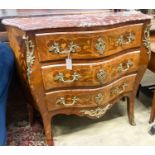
[2,11,152,31]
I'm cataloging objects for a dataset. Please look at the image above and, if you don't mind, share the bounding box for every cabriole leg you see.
[127,94,136,126]
[149,92,155,123]
[27,103,34,126]
[42,115,54,146]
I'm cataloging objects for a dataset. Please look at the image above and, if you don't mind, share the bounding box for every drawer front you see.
[45,74,136,111]
[41,51,140,91]
[35,24,143,62]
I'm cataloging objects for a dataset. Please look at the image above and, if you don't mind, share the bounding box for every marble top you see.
[2,11,152,31]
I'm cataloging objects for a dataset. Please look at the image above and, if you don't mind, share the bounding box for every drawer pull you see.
[54,72,81,83]
[95,93,104,105]
[56,96,79,107]
[97,69,106,84]
[95,38,106,54]
[116,32,135,46]
[49,41,80,54]
[117,60,133,73]
[111,83,128,96]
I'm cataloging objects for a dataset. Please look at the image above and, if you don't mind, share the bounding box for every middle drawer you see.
[41,50,140,91]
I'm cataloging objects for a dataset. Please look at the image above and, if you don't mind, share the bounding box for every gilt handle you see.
[116,32,135,46]
[117,60,133,73]
[56,96,79,106]
[111,83,128,96]
[54,72,81,83]
[49,41,80,54]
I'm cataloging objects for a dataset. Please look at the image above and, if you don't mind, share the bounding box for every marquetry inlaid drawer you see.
[35,24,143,62]
[41,50,140,91]
[45,74,136,111]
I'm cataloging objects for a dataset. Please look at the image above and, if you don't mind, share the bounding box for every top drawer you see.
[35,24,143,62]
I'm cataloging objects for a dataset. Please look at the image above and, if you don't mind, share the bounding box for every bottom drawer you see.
[45,74,137,111]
